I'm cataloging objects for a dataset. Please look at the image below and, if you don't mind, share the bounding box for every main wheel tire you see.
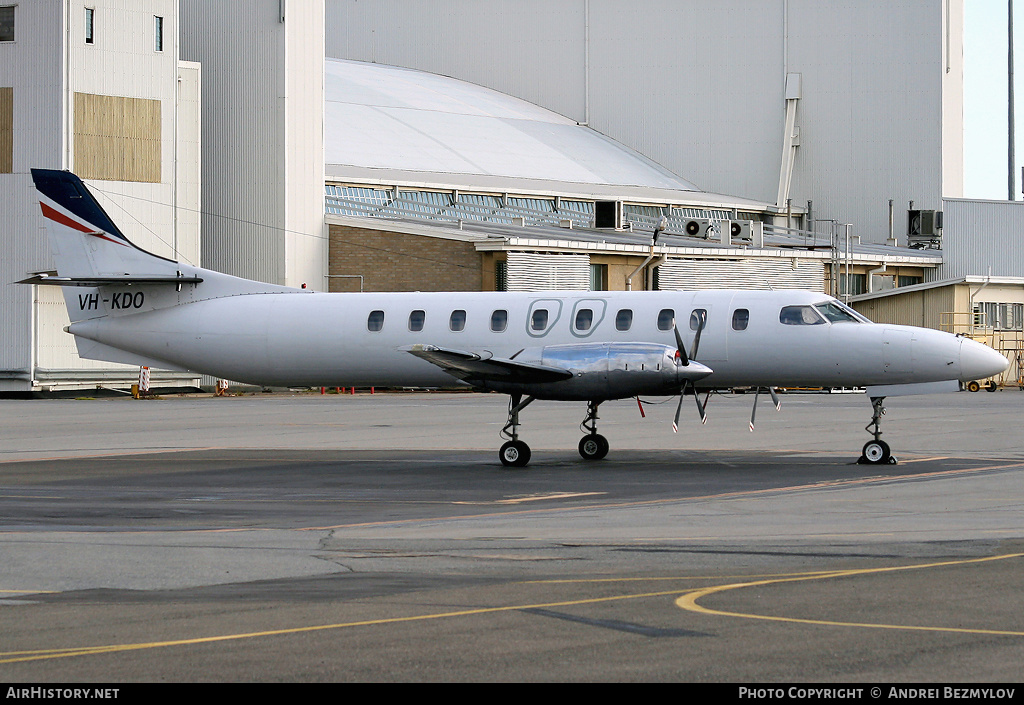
[986,381,998,392]
[578,433,610,461]
[860,439,891,465]
[499,440,531,467]
[967,381,981,393]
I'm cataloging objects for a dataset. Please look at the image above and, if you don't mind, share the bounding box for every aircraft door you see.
[526,298,564,339]
[687,294,729,361]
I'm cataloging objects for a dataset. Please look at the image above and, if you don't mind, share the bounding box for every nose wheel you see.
[859,396,897,465]
[578,401,610,460]
[579,433,609,461]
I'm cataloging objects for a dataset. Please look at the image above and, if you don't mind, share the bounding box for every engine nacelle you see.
[483,342,710,401]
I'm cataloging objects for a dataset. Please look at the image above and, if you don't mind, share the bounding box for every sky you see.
[964,0,1024,199]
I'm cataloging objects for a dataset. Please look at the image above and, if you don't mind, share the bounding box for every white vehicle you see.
[23,169,1009,467]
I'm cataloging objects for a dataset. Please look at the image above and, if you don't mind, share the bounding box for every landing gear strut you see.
[859,396,897,465]
[499,394,535,467]
[578,400,609,461]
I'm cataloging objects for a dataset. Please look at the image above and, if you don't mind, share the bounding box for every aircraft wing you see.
[404,344,573,384]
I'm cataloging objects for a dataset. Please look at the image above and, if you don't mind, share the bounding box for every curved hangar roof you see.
[324,58,701,194]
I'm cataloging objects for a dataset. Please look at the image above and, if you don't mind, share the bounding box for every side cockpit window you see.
[780,305,825,325]
[814,301,867,323]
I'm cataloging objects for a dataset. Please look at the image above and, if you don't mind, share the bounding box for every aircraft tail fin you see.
[30,168,182,282]
[29,169,300,330]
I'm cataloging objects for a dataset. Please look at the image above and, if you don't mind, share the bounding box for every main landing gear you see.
[498,396,610,467]
[499,394,535,467]
[859,396,898,465]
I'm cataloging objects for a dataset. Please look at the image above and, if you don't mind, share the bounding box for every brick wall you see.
[328,224,483,292]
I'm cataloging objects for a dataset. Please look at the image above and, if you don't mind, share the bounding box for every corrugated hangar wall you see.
[326,0,962,244]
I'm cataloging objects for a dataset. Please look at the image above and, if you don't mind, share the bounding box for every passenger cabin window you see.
[367,310,385,332]
[449,309,466,332]
[732,309,749,331]
[780,305,825,325]
[658,308,675,331]
[615,308,633,331]
[490,309,508,332]
[531,308,549,332]
[408,310,425,332]
[575,308,593,331]
[689,309,707,331]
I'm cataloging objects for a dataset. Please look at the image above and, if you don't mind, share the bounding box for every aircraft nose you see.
[959,337,1009,381]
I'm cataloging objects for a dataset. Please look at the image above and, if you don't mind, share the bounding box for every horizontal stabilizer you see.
[404,344,573,384]
[17,272,203,287]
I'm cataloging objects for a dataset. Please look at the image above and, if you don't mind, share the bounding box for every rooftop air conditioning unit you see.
[595,200,623,229]
[907,209,942,249]
[683,218,714,239]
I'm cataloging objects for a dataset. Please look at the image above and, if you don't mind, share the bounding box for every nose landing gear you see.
[859,396,897,465]
[578,401,609,461]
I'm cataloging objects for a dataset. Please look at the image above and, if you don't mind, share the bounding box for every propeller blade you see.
[769,386,781,410]
[690,310,706,360]
[673,392,683,433]
[694,385,707,424]
[673,324,689,366]
[749,388,760,431]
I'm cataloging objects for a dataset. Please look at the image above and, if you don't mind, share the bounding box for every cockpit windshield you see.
[814,300,870,323]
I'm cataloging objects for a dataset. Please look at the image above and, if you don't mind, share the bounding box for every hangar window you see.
[575,308,594,331]
[0,6,14,42]
[85,8,95,44]
[689,309,707,331]
[732,309,749,331]
[531,308,549,332]
[658,308,675,331]
[490,309,508,332]
[779,305,824,325]
[408,310,425,332]
[449,309,467,332]
[154,16,163,52]
[615,309,632,331]
[367,310,385,332]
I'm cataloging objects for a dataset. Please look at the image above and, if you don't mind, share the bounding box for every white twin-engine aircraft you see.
[24,169,1008,467]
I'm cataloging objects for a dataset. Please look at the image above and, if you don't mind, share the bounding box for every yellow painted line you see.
[0,587,692,665]
[675,552,1024,636]
[457,492,607,506]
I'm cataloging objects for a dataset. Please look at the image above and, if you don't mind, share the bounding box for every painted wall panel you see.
[939,199,1024,280]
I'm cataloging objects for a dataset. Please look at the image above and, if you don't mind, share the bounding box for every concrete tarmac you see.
[0,390,1022,681]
